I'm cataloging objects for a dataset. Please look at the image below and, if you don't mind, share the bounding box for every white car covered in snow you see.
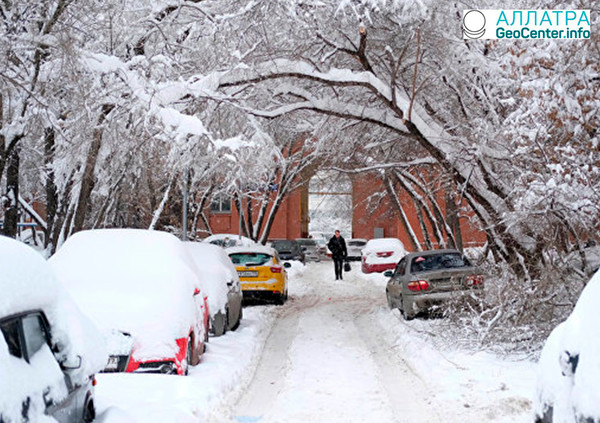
[185,242,243,336]
[50,229,210,376]
[0,236,105,423]
[534,269,600,423]
[361,238,407,274]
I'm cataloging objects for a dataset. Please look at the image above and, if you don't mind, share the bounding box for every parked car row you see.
[1,229,295,423]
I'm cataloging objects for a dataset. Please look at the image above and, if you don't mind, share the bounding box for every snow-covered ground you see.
[96,262,536,422]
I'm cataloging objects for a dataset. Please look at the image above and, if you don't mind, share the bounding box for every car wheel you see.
[185,336,193,375]
[535,403,553,423]
[275,293,286,305]
[399,296,414,320]
[212,311,227,337]
[386,291,395,309]
[83,399,95,423]
[231,307,242,331]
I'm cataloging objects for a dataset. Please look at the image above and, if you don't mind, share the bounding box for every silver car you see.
[347,238,367,261]
[296,238,322,262]
[385,249,484,320]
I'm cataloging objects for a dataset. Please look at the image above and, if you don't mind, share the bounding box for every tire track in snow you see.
[214,264,446,422]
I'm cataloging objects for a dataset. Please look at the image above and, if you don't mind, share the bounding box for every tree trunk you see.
[382,173,421,251]
[445,183,463,251]
[415,205,433,250]
[2,145,21,238]
[71,104,114,235]
[44,128,58,248]
[49,170,76,254]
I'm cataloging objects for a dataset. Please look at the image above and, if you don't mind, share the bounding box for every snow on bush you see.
[49,229,201,361]
[0,236,105,423]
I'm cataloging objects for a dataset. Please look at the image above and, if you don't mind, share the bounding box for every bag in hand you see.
[344,261,351,272]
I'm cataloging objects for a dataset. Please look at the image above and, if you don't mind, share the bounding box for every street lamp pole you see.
[182,167,189,241]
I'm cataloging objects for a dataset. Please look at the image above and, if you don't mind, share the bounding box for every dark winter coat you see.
[328,235,347,260]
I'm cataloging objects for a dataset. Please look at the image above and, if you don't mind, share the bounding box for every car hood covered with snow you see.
[50,229,201,361]
[0,236,106,422]
[535,269,600,421]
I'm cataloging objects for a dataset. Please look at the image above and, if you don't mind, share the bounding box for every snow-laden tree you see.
[198,0,599,283]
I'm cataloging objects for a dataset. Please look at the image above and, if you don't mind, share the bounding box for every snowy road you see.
[210,263,534,423]
[97,262,535,423]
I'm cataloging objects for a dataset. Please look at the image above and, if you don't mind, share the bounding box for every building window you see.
[210,195,231,214]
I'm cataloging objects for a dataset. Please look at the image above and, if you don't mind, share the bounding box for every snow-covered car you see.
[203,233,256,248]
[361,238,407,273]
[0,236,105,423]
[228,246,289,304]
[385,249,484,320]
[50,229,210,376]
[347,238,367,261]
[185,242,243,337]
[296,238,322,262]
[534,269,600,423]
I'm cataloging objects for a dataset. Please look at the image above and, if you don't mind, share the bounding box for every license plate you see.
[105,356,119,371]
[238,270,259,278]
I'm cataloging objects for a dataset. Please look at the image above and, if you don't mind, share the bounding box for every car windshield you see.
[229,253,271,266]
[349,240,366,247]
[297,239,317,246]
[410,253,471,274]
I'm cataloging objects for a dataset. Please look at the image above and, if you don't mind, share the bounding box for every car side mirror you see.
[559,350,579,377]
[227,280,234,287]
[384,270,394,278]
[61,355,82,371]
[283,262,292,269]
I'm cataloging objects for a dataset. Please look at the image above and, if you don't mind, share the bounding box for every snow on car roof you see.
[50,229,200,360]
[185,242,239,315]
[0,236,60,318]
[363,238,406,252]
[227,245,276,256]
[404,249,463,259]
[203,233,257,247]
[0,236,106,406]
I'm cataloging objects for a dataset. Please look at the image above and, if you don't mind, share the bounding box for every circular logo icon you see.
[463,10,486,39]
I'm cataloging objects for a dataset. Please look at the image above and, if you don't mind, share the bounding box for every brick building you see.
[203,172,487,249]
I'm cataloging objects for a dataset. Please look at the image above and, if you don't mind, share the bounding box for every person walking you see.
[327,230,347,280]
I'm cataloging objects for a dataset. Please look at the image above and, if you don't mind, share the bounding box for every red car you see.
[361,238,407,273]
[50,229,210,376]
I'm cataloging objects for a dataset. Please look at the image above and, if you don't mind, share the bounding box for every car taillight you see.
[271,266,282,273]
[466,274,484,286]
[407,280,430,292]
[376,251,393,258]
[92,377,97,387]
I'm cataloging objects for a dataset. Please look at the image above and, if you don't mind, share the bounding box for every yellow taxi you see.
[228,246,289,304]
